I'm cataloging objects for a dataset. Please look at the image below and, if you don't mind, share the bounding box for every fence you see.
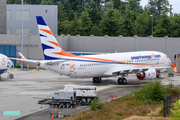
[164,93,180,117]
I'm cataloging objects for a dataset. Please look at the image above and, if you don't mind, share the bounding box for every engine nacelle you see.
[136,69,157,80]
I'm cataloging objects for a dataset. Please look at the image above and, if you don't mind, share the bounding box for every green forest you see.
[7,0,180,37]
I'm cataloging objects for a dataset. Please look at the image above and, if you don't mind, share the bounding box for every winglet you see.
[16,49,27,60]
[171,54,177,72]
[16,49,27,64]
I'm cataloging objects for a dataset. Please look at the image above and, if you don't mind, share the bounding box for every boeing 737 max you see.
[11,16,177,84]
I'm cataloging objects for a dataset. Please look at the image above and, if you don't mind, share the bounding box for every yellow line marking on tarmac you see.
[162,78,169,80]
[97,85,143,92]
[13,69,44,72]
[97,86,115,92]
[0,98,29,108]
[0,81,90,86]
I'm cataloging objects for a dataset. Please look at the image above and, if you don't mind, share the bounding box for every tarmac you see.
[0,68,179,120]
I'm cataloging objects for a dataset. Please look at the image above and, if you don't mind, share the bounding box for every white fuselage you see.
[0,54,13,75]
[39,51,171,78]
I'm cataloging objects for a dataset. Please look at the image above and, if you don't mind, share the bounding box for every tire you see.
[80,102,84,106]
[66,103,71,108]
[93,77,101,83]
[157,74,161,78]
[93,77,96,83]
[118,77,122,84]
[59,103,64,108]
[87,98,91,103]
[122,78,127,84]
[98,77,102,83]
[82,98,86,103]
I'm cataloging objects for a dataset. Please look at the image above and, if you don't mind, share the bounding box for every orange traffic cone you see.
[52,113,53,120]
[57,107,58,117]
[55,106,57,112]
[53,107,54,112]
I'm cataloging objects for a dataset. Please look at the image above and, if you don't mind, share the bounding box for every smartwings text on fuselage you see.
[131,54,161,60]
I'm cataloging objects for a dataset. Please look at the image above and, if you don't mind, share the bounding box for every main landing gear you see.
[93,77,101,83]
[157,73,161,78]
[118,77,127,84]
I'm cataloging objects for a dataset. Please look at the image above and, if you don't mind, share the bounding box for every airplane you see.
[12,16,176,84]
[0,54,13,80]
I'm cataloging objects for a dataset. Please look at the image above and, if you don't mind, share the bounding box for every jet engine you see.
[136,69,157,80]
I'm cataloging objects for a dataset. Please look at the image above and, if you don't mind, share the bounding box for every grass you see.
[66,94,163,120]
[66,80,180,120]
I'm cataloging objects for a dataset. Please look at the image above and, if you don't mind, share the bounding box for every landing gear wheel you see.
[93,78,95,83]
[157,74,161,78]
[93,77,101,83]
[93,77,97,83]
[97,77,101,83]
[122,78,127,84]
[118,77,122,84]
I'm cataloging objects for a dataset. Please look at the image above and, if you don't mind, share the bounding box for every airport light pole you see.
[150,15,153,37]
[21,0,23,70]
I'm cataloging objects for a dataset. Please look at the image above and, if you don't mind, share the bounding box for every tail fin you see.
[36,16,75,60]
[171,54,177,72]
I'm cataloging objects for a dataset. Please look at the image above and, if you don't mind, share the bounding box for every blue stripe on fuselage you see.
[43,57,152,65]
[0,69,7,74]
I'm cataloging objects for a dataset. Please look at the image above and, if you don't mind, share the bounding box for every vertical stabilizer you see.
[36,16,75,60]
[171,54,177,72]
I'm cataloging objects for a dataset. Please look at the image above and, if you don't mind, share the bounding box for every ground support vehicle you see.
[64,85,98,105]
[38,90,78,108]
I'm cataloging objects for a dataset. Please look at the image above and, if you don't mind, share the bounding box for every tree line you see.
[7,0,180,37]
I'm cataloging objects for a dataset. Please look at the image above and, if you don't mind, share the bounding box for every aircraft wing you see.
[10,57,68,65]
[112,68,149,75]
[104,66,171,76]
[9,58,39,63]
[11,49,68,65]
[44,60,68,65]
